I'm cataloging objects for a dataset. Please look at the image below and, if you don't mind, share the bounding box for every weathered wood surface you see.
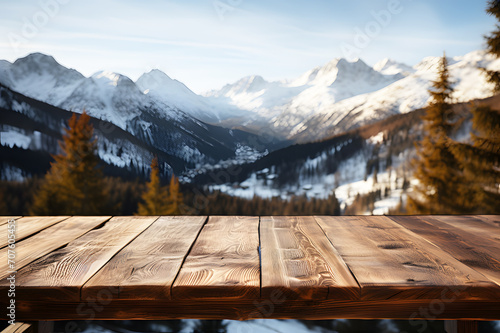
[0,216,111,280]
[0,215,498,321]
[83,216,207,300]
[389,216,500,287]
[260,216,359,300]
[315,216,499,301]
[0,216,69,248]
[0,216,157,301]
[172,216,260,299]
[477,215,500,227]
[0,322,35,333]
[0,216,21,226]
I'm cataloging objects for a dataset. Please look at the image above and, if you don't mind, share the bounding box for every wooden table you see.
[0,216,499,331]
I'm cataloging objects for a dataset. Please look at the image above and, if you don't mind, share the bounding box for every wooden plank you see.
[172,216,260,300]
[1,322,35,333]
[0,216,70,248]
[389,216,500,287]
[476,215,500,227]
[260,216,359,300]
[7,299,500,321]
[0,216,157,301]
[0,216,111,280]
[475,215,500,227]
[0,216,21,226]
[315,216,499,301]
[82,216,207,300]
[430,215,500,245]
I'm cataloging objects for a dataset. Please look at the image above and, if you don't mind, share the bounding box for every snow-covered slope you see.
[136,69,225,123]
[6,53,85,107]
[0,54,277,167]
[291,50,500,142]
[206,50,500,142]
[206,58,401,129]
[373,58,415,76]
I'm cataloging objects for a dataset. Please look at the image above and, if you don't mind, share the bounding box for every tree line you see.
[0,111,340,216]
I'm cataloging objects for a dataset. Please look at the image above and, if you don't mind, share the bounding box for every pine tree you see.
[451,106,500,213]
[137,157,170,215]
[31,111,105,215]
[447,0,500,213]
[165,174,184,215]
[407,55,465,214]
[484,0,500,92]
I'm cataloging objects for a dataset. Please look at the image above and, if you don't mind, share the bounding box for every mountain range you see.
[1,50,499,213]
[2,50,499,143]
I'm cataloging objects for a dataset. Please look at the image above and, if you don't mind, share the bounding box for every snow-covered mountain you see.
[0,54,281,170]
[206,50,500,142]
[206,58,401,131]
[373,58,415,76]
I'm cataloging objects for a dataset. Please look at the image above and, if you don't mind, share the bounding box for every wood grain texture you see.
[430,215,500,246]
[0,216,111,279]
[1,322,35,333]
[82,216,207,300]
[260,216,359,300]
[172,216,260,300]
[8,299,500,321]
[315,216,499,301]
[0,216,21,226]
[0,216,157,301]
[477,215,500,227]
[389,216,500,287]
[0,216,70,248]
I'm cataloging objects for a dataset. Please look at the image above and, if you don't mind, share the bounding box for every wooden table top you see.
[1,215,499,321]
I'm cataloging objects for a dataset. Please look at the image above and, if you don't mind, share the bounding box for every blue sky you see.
[0,0,496,93]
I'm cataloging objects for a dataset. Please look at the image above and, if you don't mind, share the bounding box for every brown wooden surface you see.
[0,216,21,226]
[0,216,69,248]
[82,216,207,300]
[6,299,500,321]
[0,322,35,333]
[389,216,500,287]
[260,216,359,300]
[0,215,499,321]
[0,216,111,280]
[315,216,499,301]
[172,216,260,300]
[0,216,157,301]
[477,215,500,227]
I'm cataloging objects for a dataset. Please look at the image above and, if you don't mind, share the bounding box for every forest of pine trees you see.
[1,111,340,216]
[1,2,499,217]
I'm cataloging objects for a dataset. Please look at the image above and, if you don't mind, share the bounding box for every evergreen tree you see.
[451,105,500,213]
[165,174,183,215]
[484,0,500,92]
[137,157,170,215]
[407,55,465,214]
[31,111,105,215]
[447,1,500,214]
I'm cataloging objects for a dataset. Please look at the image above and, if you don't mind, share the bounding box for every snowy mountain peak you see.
[374,58,414,76]
[14,52,58,68]
[136,69,185,94]
[91,71,123,87]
